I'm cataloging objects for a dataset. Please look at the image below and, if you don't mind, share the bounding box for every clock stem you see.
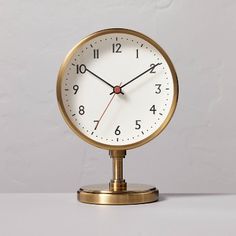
[109,150,127,191]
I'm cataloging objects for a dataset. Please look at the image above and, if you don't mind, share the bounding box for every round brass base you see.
[78,184,159,205]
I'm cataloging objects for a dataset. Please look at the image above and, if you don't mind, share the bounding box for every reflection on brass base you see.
[78,184,159,205]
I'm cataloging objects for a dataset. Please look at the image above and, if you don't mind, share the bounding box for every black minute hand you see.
[110,63,162,95]
[86,68,116,90]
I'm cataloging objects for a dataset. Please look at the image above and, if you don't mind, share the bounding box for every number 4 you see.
[150,105,157,114]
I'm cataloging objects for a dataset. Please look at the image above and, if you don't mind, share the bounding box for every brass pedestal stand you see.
[78,150,159,205]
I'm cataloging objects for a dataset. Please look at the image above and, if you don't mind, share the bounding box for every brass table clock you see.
[57,28,178,205]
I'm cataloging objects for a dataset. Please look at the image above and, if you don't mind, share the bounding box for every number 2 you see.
[150,63,156,73]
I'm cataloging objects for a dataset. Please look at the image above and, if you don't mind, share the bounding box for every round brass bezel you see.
[57,28,179,150]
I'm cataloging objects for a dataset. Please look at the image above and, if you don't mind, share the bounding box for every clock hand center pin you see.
[113,85,122,94]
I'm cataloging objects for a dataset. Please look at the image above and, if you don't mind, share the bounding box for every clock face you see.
[57,29,178,150]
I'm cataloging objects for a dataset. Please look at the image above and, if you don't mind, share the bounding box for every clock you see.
[57,28,178,205]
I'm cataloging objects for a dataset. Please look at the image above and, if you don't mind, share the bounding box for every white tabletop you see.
[0,194,235,236]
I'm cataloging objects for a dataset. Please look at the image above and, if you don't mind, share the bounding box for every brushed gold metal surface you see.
[109,150,126,158]
[78,184,159,205]
[109,150,127,191]
[57,28,179,151]
[78,150,158,205]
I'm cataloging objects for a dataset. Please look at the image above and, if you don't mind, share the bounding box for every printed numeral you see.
[155,84,161,94]
[93,49,99,59]
[150,105,157,114]
[112,43,122,53]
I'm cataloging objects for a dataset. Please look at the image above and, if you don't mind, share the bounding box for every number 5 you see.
[135,120,141,129]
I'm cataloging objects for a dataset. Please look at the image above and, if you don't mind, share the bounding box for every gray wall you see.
[0,0,235,193]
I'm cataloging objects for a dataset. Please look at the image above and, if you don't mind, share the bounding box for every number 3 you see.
[155,84,161,94]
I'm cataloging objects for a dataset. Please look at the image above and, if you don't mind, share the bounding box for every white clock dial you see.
[57,29,178,150]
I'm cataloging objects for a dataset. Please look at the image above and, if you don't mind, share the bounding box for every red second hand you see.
[95,83,122,130]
